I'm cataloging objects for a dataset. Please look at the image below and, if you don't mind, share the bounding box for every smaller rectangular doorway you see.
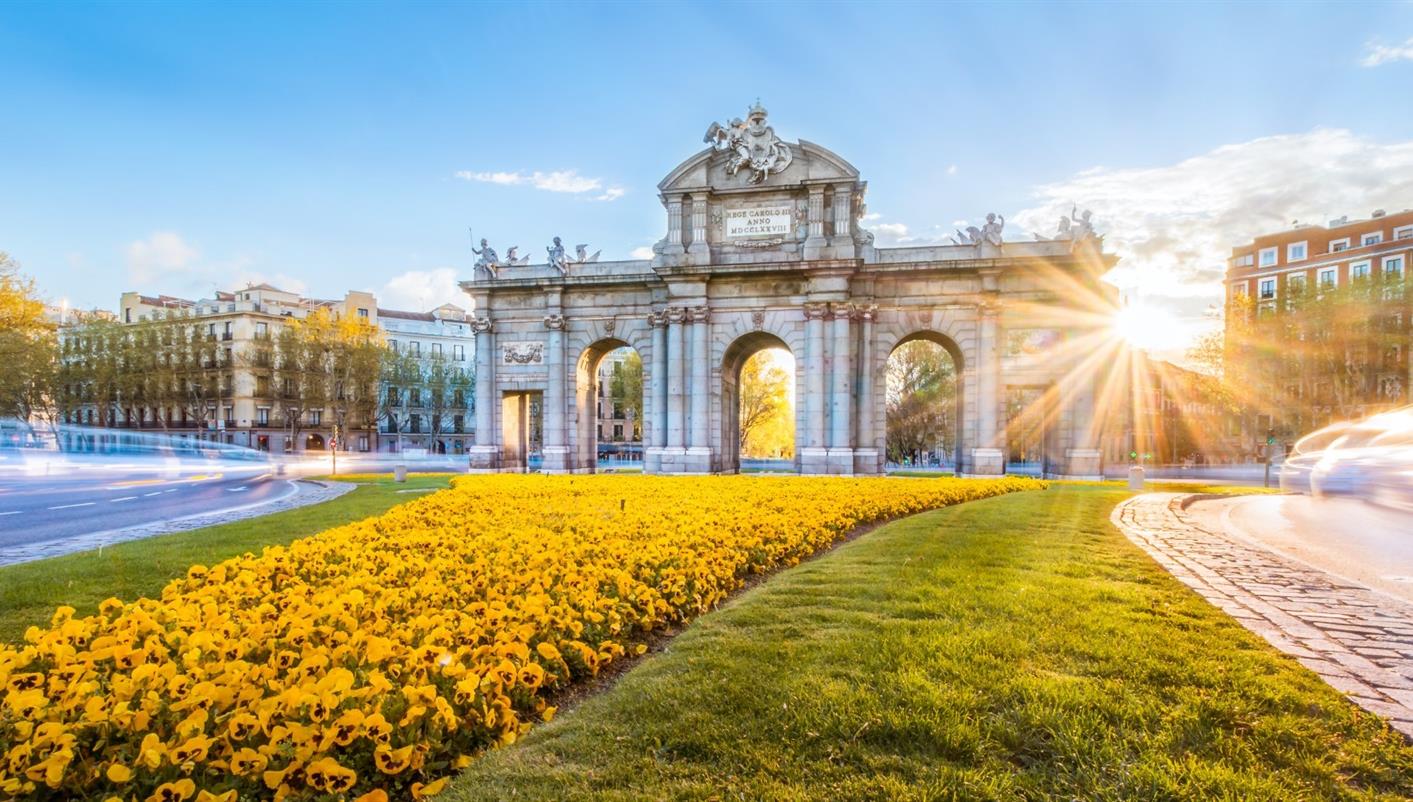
[501,391,542,473]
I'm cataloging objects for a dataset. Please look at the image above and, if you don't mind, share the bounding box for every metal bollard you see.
[1127,465,1145,490]
[394,464,408,483]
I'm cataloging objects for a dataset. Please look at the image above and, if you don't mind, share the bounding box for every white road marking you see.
[163,489,178,494]
[227,486,248,493]
[49,502,96,510]
[110,496,139,503]
[144,492,162,497]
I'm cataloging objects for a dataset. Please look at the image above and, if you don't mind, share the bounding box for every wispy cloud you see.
[455,168,625,201]
[1361,37,1413,67]
[126,231,199,283]
[378,267,464,312]
[945,164,958,176]
[629,245,655,260]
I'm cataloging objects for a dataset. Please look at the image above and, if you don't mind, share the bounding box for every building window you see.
[389,340,398,353]
[1318,268,1337,288]
[309,410,322,425]
[1352,261,1371,281]
[411,341,421,356]
[453,344,465,361]
[1287,242,1307,262]
[1233,254,1254,268]
[256,321,268,337]
[1363,232,1383,247]
[1395,225,1413,241]
[1330,238,1350,253]
[358,308,369,318]
[409,388,421,406]
[432,342,442,356]
[124,308,131,323]
[257,407,270,425]
[1287,273,1307,293]
[386,386,399,405]
[223,406,234,424]
[1385,256,1405,279]
[1258,247,1278,267]
[1259,278,1276,300]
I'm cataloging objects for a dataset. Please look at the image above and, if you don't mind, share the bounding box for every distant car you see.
[1280,423,1350,494]
[1306,408,1413,506]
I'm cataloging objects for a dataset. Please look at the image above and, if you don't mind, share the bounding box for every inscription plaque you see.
[725,205,792,239]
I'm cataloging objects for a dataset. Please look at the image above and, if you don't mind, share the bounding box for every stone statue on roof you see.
[547,236,569,274]
[473,238,500,277]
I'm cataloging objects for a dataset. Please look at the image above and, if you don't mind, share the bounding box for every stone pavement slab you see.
[1113,492,1413,739]
[0,479,354,567]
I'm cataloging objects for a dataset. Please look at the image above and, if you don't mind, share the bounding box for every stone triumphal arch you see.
[461,102,1116,477]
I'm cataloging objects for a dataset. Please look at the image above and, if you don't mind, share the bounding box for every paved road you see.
[0,469,294,550]
[1185,494,1413,604]
[1116,493,1413,738]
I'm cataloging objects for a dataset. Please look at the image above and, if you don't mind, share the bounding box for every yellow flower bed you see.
[0,474,1040,801]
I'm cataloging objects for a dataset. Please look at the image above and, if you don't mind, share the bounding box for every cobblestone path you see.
[1113,492,1413,739]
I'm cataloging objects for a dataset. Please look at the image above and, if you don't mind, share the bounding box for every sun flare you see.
[1112,301,1186,353]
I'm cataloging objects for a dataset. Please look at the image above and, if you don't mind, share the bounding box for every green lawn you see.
[449,485,1413,802]
[0,474,453,642]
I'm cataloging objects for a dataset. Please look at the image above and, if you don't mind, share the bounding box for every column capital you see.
[543,313,566,330]
[830,301,855,320]
[666,306,688,324]
[857,304,879,322]
[803,301,829,320]
[471,317,493,334]
[688,305,710,323]
[648,310,668,327]
[979,297,1003,317]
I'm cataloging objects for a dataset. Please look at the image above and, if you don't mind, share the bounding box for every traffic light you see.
[1266,428,1276,446]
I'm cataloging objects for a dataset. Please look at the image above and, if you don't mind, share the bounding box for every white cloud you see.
[455,168,625,201]
[1013,129,1413,302]
[1361,37,1413,67]
[861,212,881,221]
[946,164,958,176]
[629,246,655,259]
[378,267,464,312]
[873,222,910,239]
[126,232,199,283]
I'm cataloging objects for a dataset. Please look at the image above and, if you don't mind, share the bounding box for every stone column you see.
[971,300,1004,475]
[832,186,852,244]
[827,302,854,474]
[801,302,829,473]
[542,314,569,472]
[803,186,827,259]
[666,307,687,455]
[468,316,498,471]
[1064,368,1102,479]
[687,193,710,259]
[663,195,685,256]
[854,305,878,474]
[687,305,711,471]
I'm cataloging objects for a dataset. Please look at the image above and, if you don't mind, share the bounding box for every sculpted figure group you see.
[703,100,793,185]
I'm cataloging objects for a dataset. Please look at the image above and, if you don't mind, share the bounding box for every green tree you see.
[739,349,793,458]
[607,349,643,441]
[885,340,957,465]
[0,253,57,435]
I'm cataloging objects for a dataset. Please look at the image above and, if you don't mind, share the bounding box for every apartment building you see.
[61,284,475,454]
[1224,208,1413,440]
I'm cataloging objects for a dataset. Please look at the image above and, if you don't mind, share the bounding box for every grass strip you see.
[448,485,1412,802]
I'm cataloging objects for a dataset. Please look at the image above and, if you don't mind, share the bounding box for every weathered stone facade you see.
[461,105,1116,476]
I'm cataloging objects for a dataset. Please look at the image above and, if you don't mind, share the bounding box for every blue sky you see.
[3,1,1412,355]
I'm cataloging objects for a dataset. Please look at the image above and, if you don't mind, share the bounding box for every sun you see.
[1112,301,1186,353]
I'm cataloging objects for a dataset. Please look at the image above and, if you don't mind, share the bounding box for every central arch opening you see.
[885,334,962,472]
[720,332,796,473]
[575,339,644,472]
